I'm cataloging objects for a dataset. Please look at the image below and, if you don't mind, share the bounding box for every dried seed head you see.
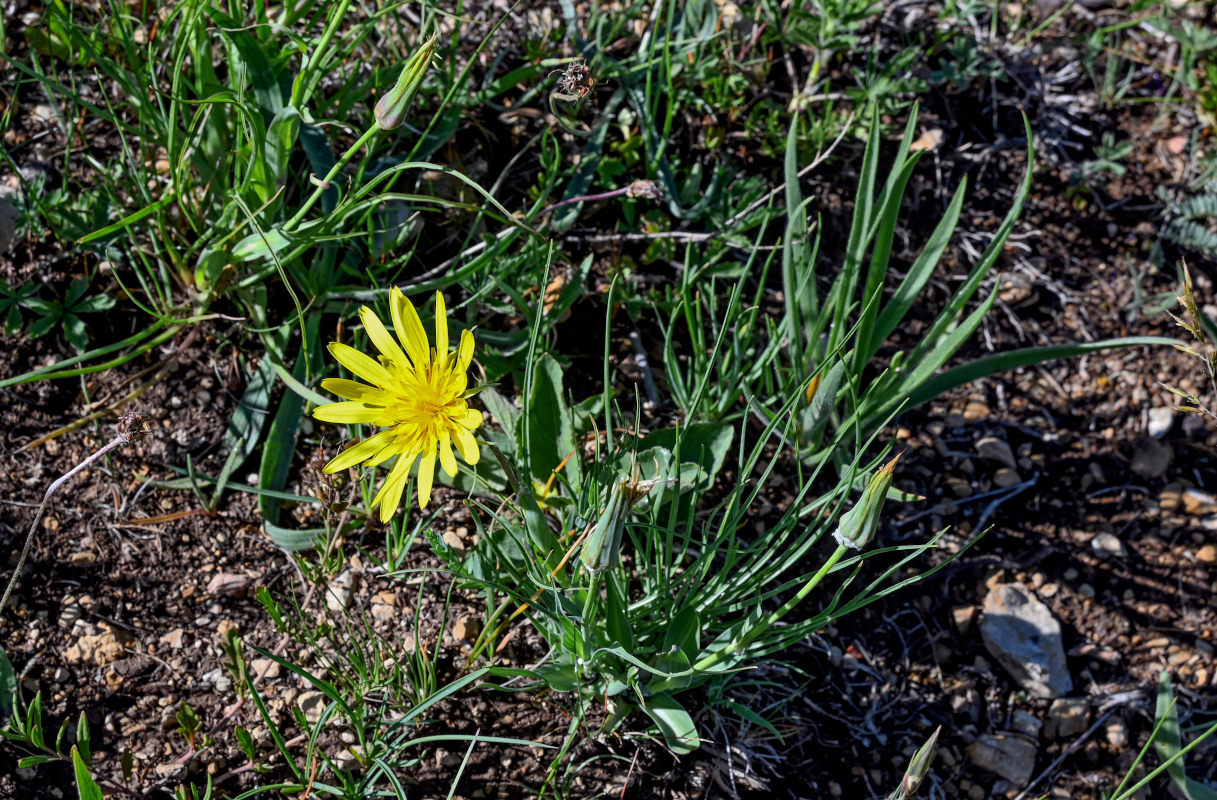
[117,412,151,443]
[625,180,662,201]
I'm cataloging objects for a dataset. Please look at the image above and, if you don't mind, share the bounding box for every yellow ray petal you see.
[390,287,430,369]
[322,429,396,473]
[359,305,408,366]
[373,453,415,522]
[313,401,394,426]
[320,378,392,404]
[438,431,458,477]
[457,329,475,371]
[445,364,468,397]
[329,342,393,387]
[458,408,484,429]
[366,434,410,467]
[434,292,449,370]
[416,450,436,509]
[452,426,480,464]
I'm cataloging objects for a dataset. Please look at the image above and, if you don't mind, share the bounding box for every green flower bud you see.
[832,454,900,550]
[581,476,630,574]
[374,34,438,130]
[889,726,940,800]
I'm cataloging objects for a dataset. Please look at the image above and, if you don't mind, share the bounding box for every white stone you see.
[1091,532,1127,560]
[1147,407,1175,438]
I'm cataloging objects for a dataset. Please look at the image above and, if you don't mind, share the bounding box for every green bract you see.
[833,455,899,551]
[373,34,437,130]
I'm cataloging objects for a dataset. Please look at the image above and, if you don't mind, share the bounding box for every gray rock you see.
[1045,697,1090,740]
[0,185,17,254]
[201,667,232,694]
[1011,710,1042,739]
[980,583,1073,698]
[976,436,1017,469]
[967,734,1037,784]
[1130,437,1172,479]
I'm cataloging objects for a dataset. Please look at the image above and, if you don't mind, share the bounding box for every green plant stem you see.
[693,543,848,673]
[282,125,380,232]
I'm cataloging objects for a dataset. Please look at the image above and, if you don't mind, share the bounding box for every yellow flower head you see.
[313,289,482,520]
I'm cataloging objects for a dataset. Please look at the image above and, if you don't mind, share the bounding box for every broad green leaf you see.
[522,353,577,487]
[480,387,521,453]
[231,228,292,262]
[662,605,701,658]
[642,692,700,754]
[264,106,302,194]
[263,520,326,552]
[63,315,88,352]
[298,121,338,213]
[635,423,733,488]
[72,295,115,314]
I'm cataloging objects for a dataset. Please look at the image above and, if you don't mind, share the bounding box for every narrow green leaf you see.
[72,746,103,800]
[18,755,57,767]
[870,180,967,353]
[905,114,1034,372]
[78,194,175,244]
[904,336,1177,411]
[1154,672,1217,800]
[75,713,91,765]
[260,316,319,530]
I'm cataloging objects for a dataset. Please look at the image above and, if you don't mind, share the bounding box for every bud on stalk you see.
[374,34,438,130]
[832,454,900,550]
[580,476,631,574]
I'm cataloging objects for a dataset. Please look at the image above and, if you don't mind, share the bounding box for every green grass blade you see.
[904,336,1177,410]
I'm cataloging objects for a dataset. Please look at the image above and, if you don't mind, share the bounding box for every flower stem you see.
[282,125,380,233]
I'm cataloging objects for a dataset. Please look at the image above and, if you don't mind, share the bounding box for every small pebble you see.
[1091,532,1127,560]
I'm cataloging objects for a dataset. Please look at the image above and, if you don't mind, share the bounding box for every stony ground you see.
[2,0,1217,798]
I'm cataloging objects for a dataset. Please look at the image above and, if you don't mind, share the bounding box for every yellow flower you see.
[313,289,483,520]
